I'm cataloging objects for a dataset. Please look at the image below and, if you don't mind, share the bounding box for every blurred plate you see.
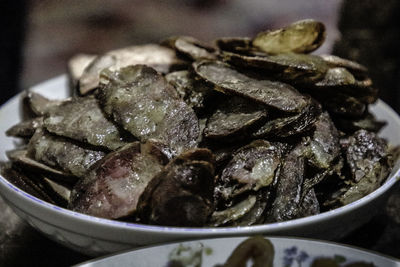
[74,236,400,267]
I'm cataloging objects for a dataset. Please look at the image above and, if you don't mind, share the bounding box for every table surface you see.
[1,186,400,267]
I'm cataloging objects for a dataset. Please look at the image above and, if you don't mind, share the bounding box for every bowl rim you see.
[74,235,400,267]
[1,75,400,236]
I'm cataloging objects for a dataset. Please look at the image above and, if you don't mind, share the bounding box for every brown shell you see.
[193,60,308,113]
[216,140,283,202]
[97,65,200,154]
[162,36,216,61]
[320,54,368,77]
[136,148,215,226]
[27,129,105,178]
[79,44,187,95]
[70,141,167,219]
[204,96,267,140]
[221,51,329,84]
[44,97,130,151]
[252,19,326,54]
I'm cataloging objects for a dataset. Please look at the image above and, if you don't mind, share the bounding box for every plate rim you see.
[73,235,400,267]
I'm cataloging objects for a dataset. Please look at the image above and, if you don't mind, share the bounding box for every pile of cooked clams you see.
[1,19,394,227]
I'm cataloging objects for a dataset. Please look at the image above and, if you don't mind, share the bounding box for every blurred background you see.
[3,0,343,103]
[3,0,399,111]
[3,0,400,111]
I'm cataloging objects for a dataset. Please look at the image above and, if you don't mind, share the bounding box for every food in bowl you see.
[0,19,395,228]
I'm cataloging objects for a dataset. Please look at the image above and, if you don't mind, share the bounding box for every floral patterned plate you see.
[74,236,400,267]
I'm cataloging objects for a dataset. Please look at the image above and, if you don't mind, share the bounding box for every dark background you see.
[1,0,400,266]
[0,0,27,105]
[2,0,400,112]
[1,0,341,104]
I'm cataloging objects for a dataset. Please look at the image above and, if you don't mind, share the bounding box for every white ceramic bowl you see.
[1,75,400,256]
[74,236,400,267]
